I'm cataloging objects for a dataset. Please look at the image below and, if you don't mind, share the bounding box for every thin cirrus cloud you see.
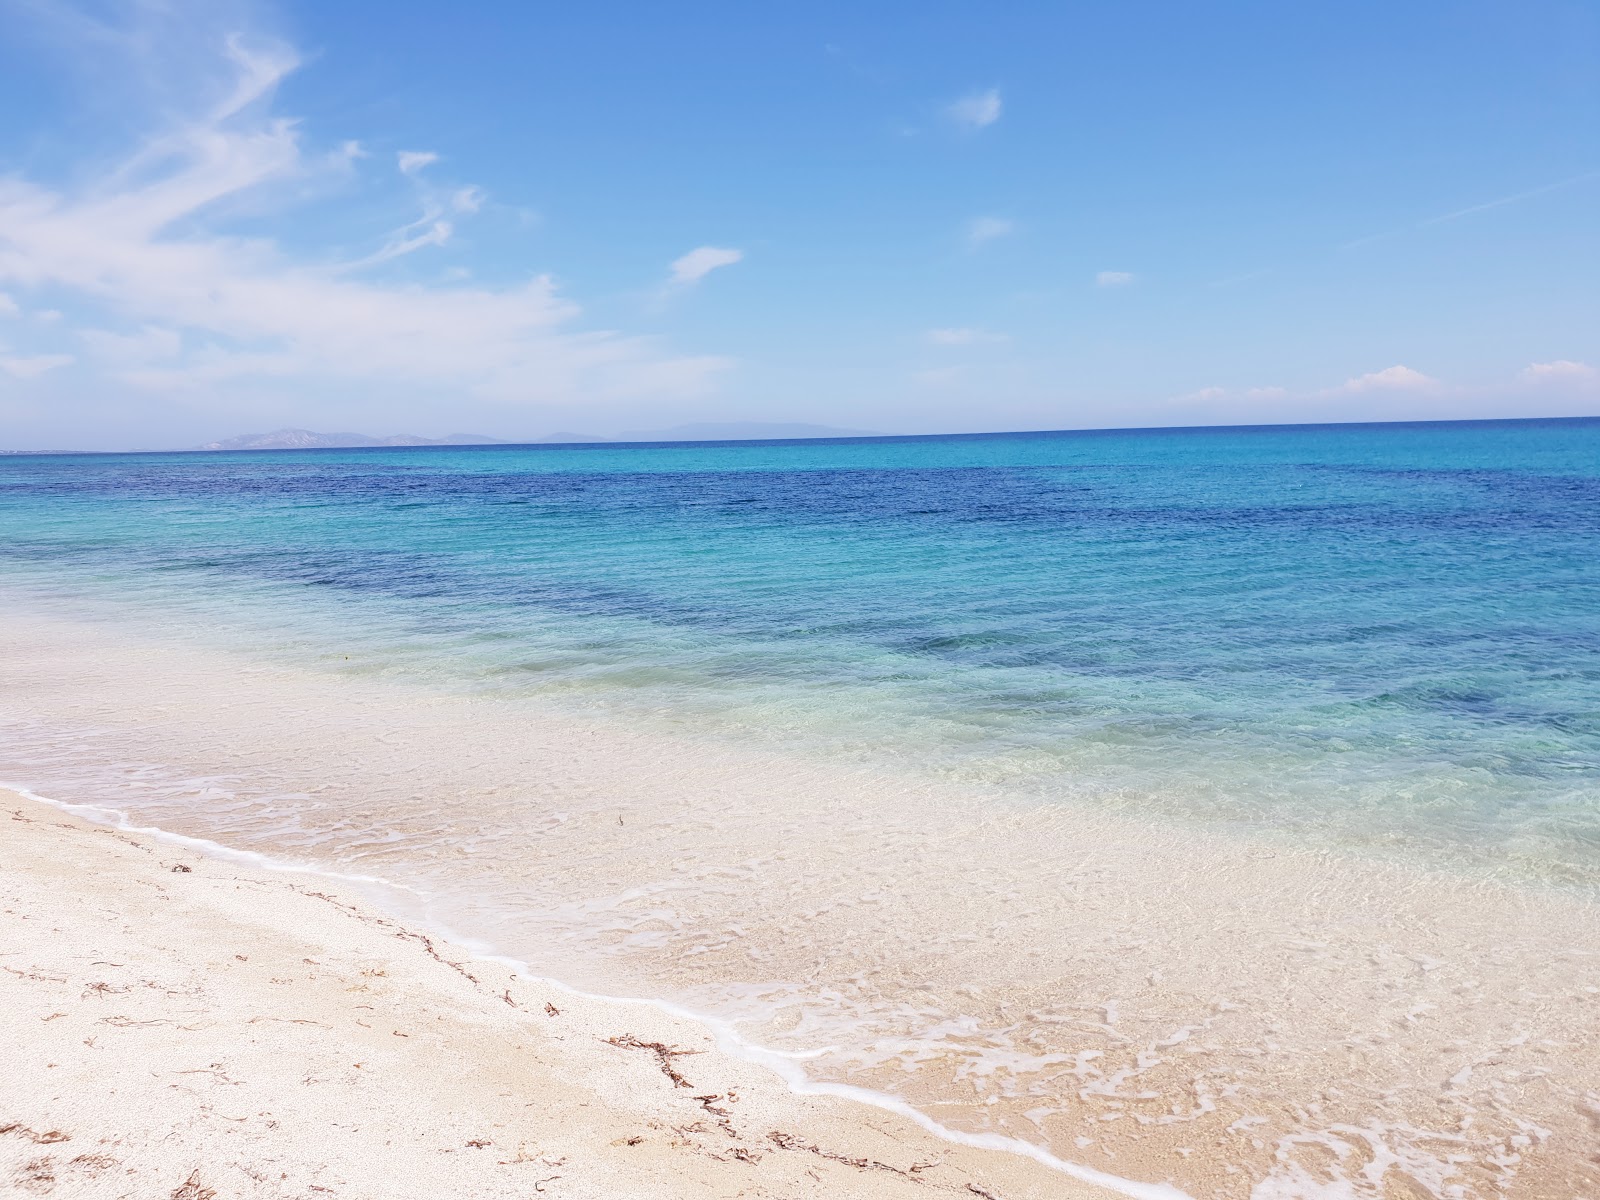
[967,217,1015,247]
[0,14,731,421]
[396,150,439,175]
[925,327,1008,346]
[348,170,489,271]
[668,246,744,287]
[1095,271,1135,287]
[946,88,1002,131]
[1343,171,1600,251]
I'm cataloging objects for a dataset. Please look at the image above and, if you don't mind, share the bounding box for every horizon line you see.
[3,411,1598,458]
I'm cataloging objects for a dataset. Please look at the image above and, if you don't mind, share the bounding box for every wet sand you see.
[0,792,1136,1200]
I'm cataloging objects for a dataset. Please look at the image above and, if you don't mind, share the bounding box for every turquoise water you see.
[3,417,1599,883]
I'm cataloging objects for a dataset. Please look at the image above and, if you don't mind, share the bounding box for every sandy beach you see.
[1,790,1138,1200]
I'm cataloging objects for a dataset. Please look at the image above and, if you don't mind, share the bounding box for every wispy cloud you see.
[0,352,73,378]
[349,159,495,271]
[1095,271,1135,287]
[397,150,439,176]
[925,327,1007,346]
[1209,268,1273,289]
[0,293,18,318]
[967,216,1015,247]
[668,246,744,287]
[946,88,1002,131]
[351,216,455,269]
[1343,171,1599,250]
[1171,385,1225,403]
[0,9,729,420]
[1418,173,1599,228]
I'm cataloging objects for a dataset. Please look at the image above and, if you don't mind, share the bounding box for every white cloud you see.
[1172,385,1225,403]
[668,246,744,287]
[0,24,729,416]
[352,217,454,269]
[351,165,488,271]
[947,88,1002,130]
[329,140,366,169]
[397,150,438,175]
[924,327,1007,346]
[1095,271,1135,287]
[0,353,73,379]
[967,216,1015,247]
[1333,365,1440,394]
[1245,386,1289,399]
[1521,359,1597,383]
[0,292,18,317]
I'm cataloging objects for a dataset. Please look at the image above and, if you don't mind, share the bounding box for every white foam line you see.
[7,782,1193,1200]
[5,783,432,898]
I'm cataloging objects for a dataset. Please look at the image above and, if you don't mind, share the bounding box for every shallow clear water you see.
[4,419,1599,883]
[3,419,1600,1199]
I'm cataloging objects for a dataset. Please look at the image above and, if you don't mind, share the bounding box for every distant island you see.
[195,429,505,451]
[195,423,882,452]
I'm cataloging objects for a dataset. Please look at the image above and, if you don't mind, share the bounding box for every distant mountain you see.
[612,422,881,442]
[194,423,884,452]
[196,429,504,451]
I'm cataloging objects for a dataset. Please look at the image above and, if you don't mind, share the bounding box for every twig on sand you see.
[766,1130,922,1178]
[403,931,481,986]
[691,1093,739,1138]
[604,1034,704,1089]
[170,1169,217,1199]
[296,887,482,986]
[0,1124,70,1145]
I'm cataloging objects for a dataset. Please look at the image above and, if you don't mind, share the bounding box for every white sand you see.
[0,792,1129,1199]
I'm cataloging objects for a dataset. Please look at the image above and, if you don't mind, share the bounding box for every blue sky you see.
[0,0,1595,448]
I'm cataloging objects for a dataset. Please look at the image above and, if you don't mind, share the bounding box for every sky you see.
[0,0,1595,450]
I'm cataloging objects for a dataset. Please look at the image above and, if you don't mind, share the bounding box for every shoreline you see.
[5,602,1600,1199]
[1,786,1159,1199]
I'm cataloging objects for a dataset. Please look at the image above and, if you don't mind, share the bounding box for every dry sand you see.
[0,792,1132,1200]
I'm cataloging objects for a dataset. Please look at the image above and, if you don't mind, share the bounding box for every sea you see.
[2,418,1597,1199]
